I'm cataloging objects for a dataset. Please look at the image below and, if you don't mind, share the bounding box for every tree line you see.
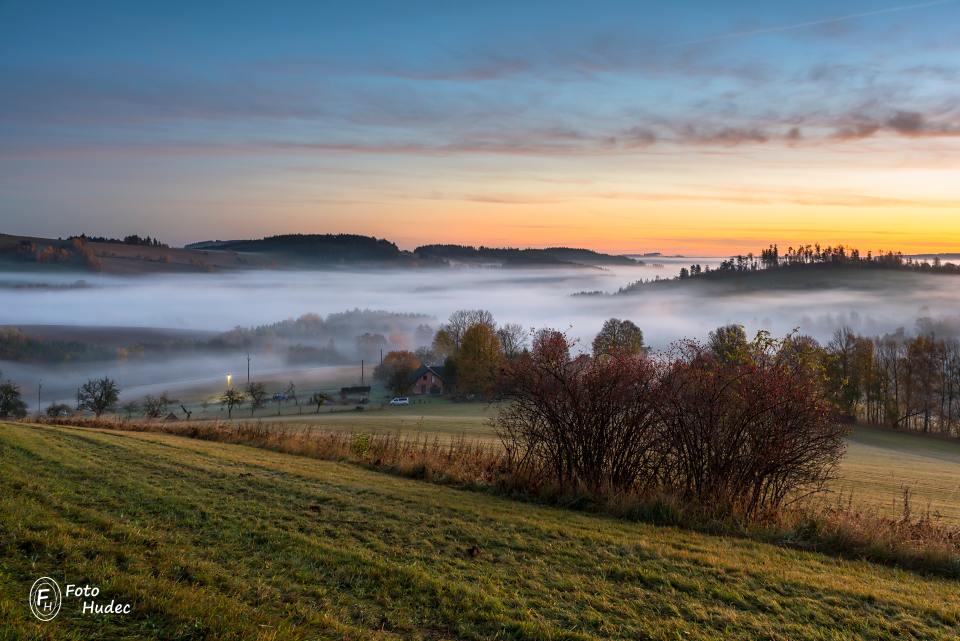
[680,244,960,280]
[821,325,960,436]
[69,233,168,247]
[373,310,646,397]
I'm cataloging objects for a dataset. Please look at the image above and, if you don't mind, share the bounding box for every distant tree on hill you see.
[78,377,119,417]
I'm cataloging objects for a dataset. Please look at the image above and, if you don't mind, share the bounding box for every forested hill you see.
[414,244,640,267]
[619,244,960,294]
[0,232,642,274]
[186,234,408,264]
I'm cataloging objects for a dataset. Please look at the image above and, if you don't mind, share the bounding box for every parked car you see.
[389,397,410,406]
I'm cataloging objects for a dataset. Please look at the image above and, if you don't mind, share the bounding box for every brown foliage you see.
[658,340,845,518]
[498,330,661,494]
[498,330,846,519]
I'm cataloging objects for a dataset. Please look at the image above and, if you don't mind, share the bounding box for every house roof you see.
[408,364,446,384]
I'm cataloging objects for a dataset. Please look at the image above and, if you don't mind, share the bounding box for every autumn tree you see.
[592,318,646,357]
[433,309,495,357]
[374,350,422,395]
[707,324,749,363]
[455,322,504,397]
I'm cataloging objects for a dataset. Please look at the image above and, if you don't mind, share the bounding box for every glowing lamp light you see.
[226,374,233,388]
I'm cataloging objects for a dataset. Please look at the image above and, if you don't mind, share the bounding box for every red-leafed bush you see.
[496,330,846,518]
[658,337,844,518]
[498,330,662,495]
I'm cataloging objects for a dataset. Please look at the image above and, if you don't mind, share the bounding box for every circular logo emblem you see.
[29,577,62,621]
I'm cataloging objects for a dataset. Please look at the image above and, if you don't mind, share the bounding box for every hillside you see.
[0,233,270,275]
[0,233,641,274]
[414,243,639,267]
[187,234,415,266]
[618,261,960,295]
[3,422,959,640]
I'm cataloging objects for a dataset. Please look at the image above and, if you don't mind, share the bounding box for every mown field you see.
[208,398,960,525]
[2,422,960,640]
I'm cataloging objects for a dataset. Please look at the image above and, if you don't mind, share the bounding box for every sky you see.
[1,0,959,254]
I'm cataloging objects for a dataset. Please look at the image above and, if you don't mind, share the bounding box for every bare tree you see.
[246,382,268,416]
[78,377,119,417]
[220,389,245,419]
[143,393,173,418]
[496,323,527,360]
[310,391,330,413]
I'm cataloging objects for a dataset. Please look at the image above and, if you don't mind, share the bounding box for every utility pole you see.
[380,348,383,365]
[361,359,364,385]
[38,380,42,415]
[246,353,251,386]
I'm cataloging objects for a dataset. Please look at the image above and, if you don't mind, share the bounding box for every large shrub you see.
[658,336,844,517]
[496,329,846,519]
[498,330,662,495]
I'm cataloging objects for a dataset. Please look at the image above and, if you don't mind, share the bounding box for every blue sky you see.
[1,0,958,252]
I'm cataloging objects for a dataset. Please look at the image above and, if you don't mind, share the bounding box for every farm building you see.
[339,385,371,401]
[409,365,446,395]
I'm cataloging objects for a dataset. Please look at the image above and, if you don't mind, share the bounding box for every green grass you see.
[200,399,960,525]
[835,426,960,524]
[267,398,499,439]
[3,422,960,640]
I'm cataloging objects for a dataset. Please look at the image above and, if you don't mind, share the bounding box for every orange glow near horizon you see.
[183,138,959,256]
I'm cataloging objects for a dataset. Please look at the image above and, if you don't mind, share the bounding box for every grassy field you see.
[203,398,960,525]
[837,427,960,524]
[3,422,960,640]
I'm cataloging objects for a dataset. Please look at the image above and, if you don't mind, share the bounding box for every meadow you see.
[194,397,960,526]
[3,421,960,640]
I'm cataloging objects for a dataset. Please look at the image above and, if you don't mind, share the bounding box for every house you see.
[409,365,446,395]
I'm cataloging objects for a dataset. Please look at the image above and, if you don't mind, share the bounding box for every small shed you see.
[339,385,371,401]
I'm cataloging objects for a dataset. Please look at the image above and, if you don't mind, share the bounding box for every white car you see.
[389,397,410,406]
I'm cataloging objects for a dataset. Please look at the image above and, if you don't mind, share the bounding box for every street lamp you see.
[226,373,233,388]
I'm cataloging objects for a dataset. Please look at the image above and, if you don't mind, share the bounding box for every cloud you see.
[830,110,960,140]
[681,127,770,146]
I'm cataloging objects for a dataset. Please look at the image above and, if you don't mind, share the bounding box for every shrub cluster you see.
[497,329,846,519]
